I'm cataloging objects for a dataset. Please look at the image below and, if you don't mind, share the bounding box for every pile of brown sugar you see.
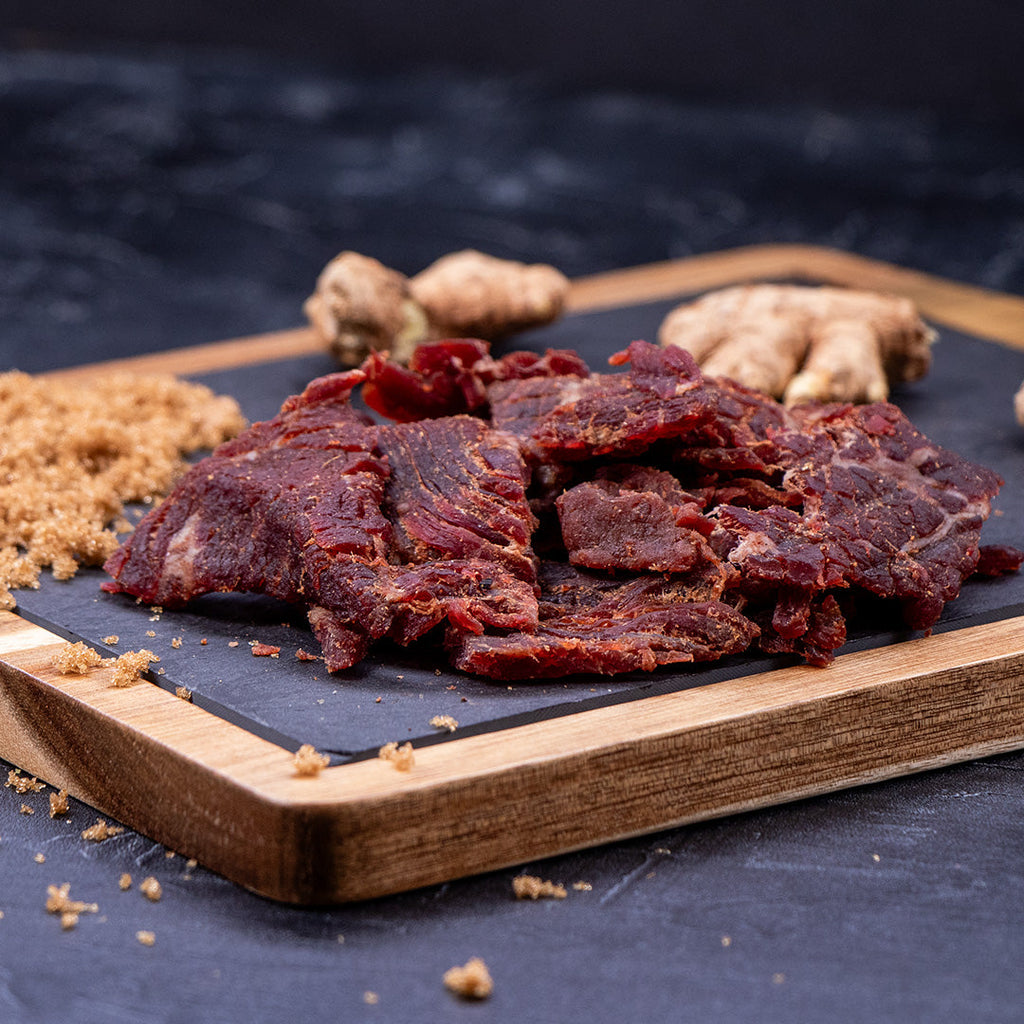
[0,369,245,610]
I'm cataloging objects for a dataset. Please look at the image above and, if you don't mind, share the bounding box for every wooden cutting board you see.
[3,244,1024,904]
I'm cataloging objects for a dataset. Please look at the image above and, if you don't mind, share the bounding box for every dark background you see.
[6,0,1024,119]
[1,7,1023,1024]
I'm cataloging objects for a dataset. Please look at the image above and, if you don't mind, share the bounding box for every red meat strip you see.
[103,372,540,670]
[362,338,589,422]
[448,562,758,679]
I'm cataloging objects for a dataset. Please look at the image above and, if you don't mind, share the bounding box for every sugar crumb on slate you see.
[0,370,245,610]
[228,640,239,648]
[175,686,193,702]
[51,641,104,675]
[251,642,280,658]
[443,957,493,1000]
[139,876,162,902]
[34,853,45,863]
[362,992,379,1005]
[171,637,182,649]
[48,789,69,818]
[429,714,458,732]
[81,818,125,842]
[20,804,34,816]
[378,741,415,771]
[572,881,593,892]
[136,930,156,946]
[119,873,132,891]
[102,635,119,645]
[513,875,567,900]
[292,743,331,776]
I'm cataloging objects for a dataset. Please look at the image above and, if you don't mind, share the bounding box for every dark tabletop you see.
[1,44,1023,1024]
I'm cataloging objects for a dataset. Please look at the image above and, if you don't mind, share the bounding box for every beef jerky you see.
[362,339,589,422]
[104,373,539,670]
[449,562,758,680]
[557,477,715,573]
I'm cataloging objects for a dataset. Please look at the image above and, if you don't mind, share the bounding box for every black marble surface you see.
[1,44,1023,1024]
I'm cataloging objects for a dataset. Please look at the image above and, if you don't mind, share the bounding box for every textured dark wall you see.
[6,0,1024,117]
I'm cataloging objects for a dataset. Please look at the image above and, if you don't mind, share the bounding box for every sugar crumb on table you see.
[0,369,245,610]
[110,649,158,688]
[442,957,493,1000]
[6,769,45,794]
[429,714,458,732]
[81,818,125,842]
[139,876,162,902]
[512,875,567,900]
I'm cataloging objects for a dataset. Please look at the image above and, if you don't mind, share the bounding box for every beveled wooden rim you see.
[5,244,1023,903]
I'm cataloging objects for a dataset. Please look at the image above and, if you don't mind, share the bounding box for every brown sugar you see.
[136,930,156,946]
[378,741,415,771]
[80,818,125,842]
[512,875,567,900]
[429,714,458,732]
[0,370,245,610]
[119,873,132,891]
[442,957,493,1000]
[139,876,162,902]
[175,686,193,702]
[48,789,70,818]
[5,769,45,794]
[50,641,104,675]
[45,883,98,930]
[110,649,158,688]
[292,743,331,777]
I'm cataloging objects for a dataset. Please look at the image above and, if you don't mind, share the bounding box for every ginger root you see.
[657,284,935,405]
[304,249,570,366]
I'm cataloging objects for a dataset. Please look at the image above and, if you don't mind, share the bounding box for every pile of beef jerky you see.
[103,340,1020,679]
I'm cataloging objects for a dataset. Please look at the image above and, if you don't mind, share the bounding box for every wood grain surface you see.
[7,245,1024,903]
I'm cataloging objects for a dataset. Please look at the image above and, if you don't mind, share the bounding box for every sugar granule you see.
[48,789,69,818]
[140,876,162,902]
[110,649,158,688]
[81,818,125,842]
[50,641,104,676]
[513,875,567,900]
[443,957,493,1000]
[136,930,156,946]
[45,883,98,930]
[292,743,330,777]
[429,714,458,732]
[378,741,415,771]
[6,769,45,794]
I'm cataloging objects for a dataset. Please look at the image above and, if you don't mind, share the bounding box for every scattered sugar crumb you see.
[200,638,208,646]
[6,769,45,794]
[872,853,881,862]
[81,818,125,842]
[175,686,193,702]
[102,635,119,645]
[378,741,415,771]
[20,804,34,816]
[251,642,280,658]
[228,641,239,648]
[136,930,156,946]
[513,875,567,900]
[721,935,732,947]
[165,850,176,859]
[139,876,162,902]
[362,992,379,1005]
[572,881,593,892]
[46,883,99,930]
[34,852,45,862]
[50,641,104,675]
[295,649,318,661]
[374,696,382,704]
[443,957,493,1000]
[110,648,158,688]
[171,637,182,649]
[292,743,331,777]
[145,630,156,638]
[48,789,69,818]
[119,873,132,891]
[336,934,345,944]
[773,973,786,985]
[149,606,163,615]
[185,858,198,871]
[429,714,458,732]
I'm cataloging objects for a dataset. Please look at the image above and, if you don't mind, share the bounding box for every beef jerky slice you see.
[362,338,589,422]
[449,562,758,680]
[104,373,538,671]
